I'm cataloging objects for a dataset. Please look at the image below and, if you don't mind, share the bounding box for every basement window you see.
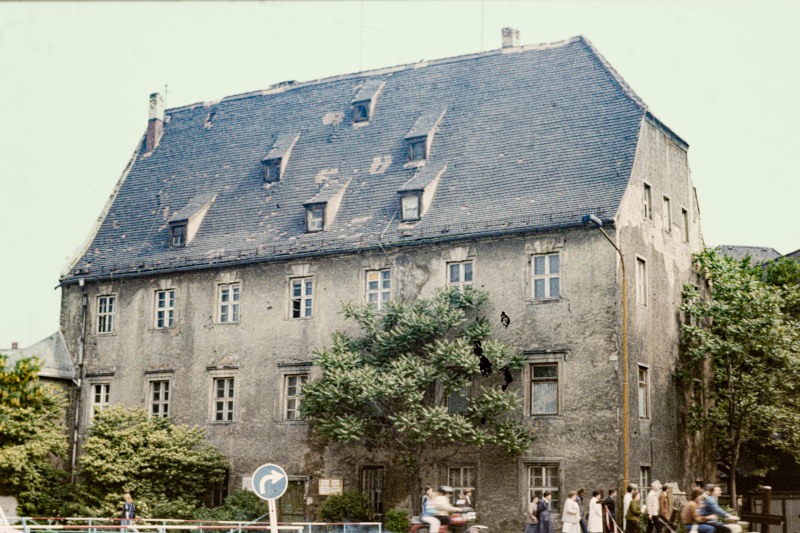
[400,194,421,221]
[353,102,370,123]
[170,223,187,248]
[407,139,427,161]
[306,205,325,232]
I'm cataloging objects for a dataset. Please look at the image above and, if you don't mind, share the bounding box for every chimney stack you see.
[502,27,521,48]
[11,342,18,350]
[145,92,165,153]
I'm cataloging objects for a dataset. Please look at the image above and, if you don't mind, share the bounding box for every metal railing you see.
[5,519,381,533]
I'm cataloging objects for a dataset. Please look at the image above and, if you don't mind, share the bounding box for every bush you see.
[317,490,372,522]
[383,508,409,533]
[196,490,270,522]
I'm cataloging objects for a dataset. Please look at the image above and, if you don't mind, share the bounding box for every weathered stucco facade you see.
[59,34,710,530]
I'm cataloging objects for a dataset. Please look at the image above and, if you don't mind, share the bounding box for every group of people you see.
[525,482,741,533]
[420,485,473,533]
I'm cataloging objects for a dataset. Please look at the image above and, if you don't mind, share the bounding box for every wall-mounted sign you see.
[319,478,343,495]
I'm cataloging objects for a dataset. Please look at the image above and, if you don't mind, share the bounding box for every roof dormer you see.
[351,79,385,124]
[303,178,352,232]
[397,163,447,223]
[404,109,446,165]
[168,193,216,248]
[261,133,300,183]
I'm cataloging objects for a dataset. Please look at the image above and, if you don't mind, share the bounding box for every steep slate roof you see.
[0,332,75,380]
[63,36,676,284]
[716,245,783,264]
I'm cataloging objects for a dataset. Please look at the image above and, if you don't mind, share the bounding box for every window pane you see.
[549,254,559,274]
[305,280,313,296]
[534,256,545,275]
[292,281,302,297]
[533,382,558,414]
[549,278,560,298]
[450,264,460,283]
[463,262,473,282]
[534,279,545,299]
[533,364,557,378]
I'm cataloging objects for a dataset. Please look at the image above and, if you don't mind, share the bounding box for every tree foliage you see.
[77,406,229,518]
[0,355,69,515]
[302,287,533,501]
[195,490,270,522]
[680,249,800,506]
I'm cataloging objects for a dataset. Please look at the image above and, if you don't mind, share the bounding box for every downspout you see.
[70,279,88,483]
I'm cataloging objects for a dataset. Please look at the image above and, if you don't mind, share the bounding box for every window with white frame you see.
[638,365,650,419]
[447,466,475,504]
[213,376,235,422]
[97,295,116,334]
[662,195,672,232]
[530,362,559,415]
[90,382,110,421]
[218,283,240,323]
[528,464,560,512]
[284,373,308,420]
[366,269,391,310]
[532,253,560,300]
[291,277,314,318]
[149,380,170,418]
[636,258,648,306]
[154,289,175,329]
[639,466,651,490]
[401,194,421,221]
[447,261,473,290]
[306,205,324,232]
[643,183,652,220]
[171,223,187,248]
[682,208,690,243]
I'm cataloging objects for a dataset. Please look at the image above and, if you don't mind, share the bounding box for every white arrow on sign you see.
[259,469,286,494]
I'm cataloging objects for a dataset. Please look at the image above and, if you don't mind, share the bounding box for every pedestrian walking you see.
[624,490,642,533]
[646,481,662,533]
[603,490,618,533]
[538,491,555,533]
[563,491,582,533]
[623,484,636,530]
[578,489,589,533]
[120,493,136,533]
[589,491,604,533]
[525,493,540,533]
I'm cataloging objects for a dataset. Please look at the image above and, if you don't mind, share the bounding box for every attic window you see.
[407,139,427,161]
[170,223,187,248]
[400,194,421,221]
[264,159,281,183]
[306,206,325,232]
[352,102,370,123]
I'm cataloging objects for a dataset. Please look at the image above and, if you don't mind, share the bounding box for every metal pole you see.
[268,499,278,533]
[763,486,772,533]
[596,225,630,489]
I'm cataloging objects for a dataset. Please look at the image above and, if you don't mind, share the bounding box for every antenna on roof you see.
[164,84,168,109]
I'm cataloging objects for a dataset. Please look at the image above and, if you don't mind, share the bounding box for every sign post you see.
[251,463,289,533]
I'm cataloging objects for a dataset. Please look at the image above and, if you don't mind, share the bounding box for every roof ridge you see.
[165,36,584,114]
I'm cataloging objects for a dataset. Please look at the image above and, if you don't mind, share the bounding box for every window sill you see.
[526,297,565,306]
[290,316,314,321]
[149,326,176,333]
[215,321,241,326]
[209,420,236,426]
[279,419,308,425]
[95,332,118,337]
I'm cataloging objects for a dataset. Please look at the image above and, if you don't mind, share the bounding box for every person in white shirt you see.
[646,481,662,533]
[563,491,582,533]
[589,490,604,533]
[623,484,636,530]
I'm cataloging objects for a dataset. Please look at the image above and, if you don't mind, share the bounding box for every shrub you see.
[317,490,372,522]
[196,490,270,522]
[383,508,409,533]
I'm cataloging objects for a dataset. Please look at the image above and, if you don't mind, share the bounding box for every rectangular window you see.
[532,253,560,300]
[291,278,314,318]
[154,289,175,329]
[361,466,385,515]
[639,466,651,490]
[528,464,560,512]
[264,160,281,183]
[97,295,116,333]
[218,283,240,323]
[149,380,170,418]
[366,269,391,310]
[663,196,672,232]
[447,261,473,290]
[401,194,420,221]
[407,139,426,161]
[213,377,235,422]
[638,365,650,419]
[643,183,652,220]
[530,362,559,415]
[307,206,324,232]
[171,223,187,247]
[636,258,647,306]
[447,466,475,504]
[682,208,690,243]
[90,383,110,420]
[284,373,309,420]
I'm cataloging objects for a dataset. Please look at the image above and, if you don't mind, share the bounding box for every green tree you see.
[0,355,69,516]
[301,287,533,508]
[681,249,800,508]
[76,406,229,518]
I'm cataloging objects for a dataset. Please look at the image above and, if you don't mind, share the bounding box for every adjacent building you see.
[58,31,710,528]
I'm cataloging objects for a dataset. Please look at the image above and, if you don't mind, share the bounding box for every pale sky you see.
[1,1,798,349]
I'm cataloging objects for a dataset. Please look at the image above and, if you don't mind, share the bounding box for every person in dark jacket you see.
[603,490,618,533]
[121,493,136,532]
[537,491,555,533]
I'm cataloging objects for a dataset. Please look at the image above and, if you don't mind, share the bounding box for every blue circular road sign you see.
[251,463,288,501]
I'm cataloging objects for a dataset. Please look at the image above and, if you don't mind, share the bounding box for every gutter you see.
[70,280,88,483]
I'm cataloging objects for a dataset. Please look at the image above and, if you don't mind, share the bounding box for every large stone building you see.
[59,32,710,529]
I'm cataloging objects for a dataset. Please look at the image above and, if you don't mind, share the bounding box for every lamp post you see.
[582,214,630,489]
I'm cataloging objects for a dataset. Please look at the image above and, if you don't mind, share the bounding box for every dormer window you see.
[170,222,187,248]
[306,205,324,232]
[407,138,427,161]
[400,194,421,221]
[264,159,281,183]
[352,102,370,123]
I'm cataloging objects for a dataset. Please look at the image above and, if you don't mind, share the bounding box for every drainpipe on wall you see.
[70,279,88,483]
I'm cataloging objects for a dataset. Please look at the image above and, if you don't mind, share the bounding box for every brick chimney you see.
[145,92,165,153]
[502,27,520,48]
[11,342,18,350]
